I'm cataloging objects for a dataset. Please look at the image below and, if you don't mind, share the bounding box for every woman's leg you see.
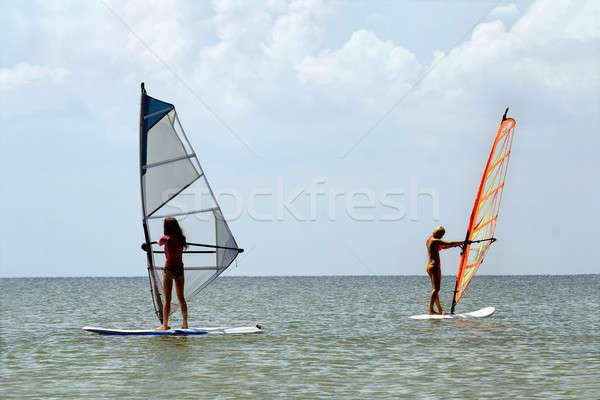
[433,267,443,314]
[174,274,188,329]
[156,271,173,330]
[427,265,439,314]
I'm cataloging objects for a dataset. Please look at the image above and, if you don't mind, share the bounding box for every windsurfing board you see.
[83,325,263,335]
[409,306,495,320]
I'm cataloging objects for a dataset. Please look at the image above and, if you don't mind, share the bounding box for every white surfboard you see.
[83,325,263,335]
[409,306,495,320]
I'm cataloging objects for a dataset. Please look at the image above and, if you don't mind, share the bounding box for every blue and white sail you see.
[139,83,243,323]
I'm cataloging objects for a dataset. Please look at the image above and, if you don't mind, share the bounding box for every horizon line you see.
[1,273,598,279]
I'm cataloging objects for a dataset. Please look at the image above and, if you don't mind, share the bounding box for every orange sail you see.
[451,109,516,313]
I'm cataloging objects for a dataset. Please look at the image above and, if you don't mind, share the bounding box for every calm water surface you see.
[1,276,598,399]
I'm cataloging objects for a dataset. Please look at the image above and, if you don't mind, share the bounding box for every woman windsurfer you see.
[426,226,469,315]
[154,217,188,330]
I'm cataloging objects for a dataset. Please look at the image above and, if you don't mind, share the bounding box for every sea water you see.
[1,275,598,399]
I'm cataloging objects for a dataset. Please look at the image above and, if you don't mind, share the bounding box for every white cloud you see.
[512,0,599,44]
[182,0,598,122]
[14,0,595,116]
[421,20,514,93]
[296,30,419,86]
[514,58,600,89]
[421,0,600,96]
[27,1,191,78]
[190,0,329,111]
[261,0,328,65]
[0,63,71,91]
[290,0,597,109]
[211,0,282,45]
[121,0,191,65]
[488,4,519,19]
[564,0,600,40]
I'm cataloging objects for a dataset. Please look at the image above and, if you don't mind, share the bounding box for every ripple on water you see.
[0,276,599,399]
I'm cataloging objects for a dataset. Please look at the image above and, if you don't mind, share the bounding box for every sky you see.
[1,0,599,277]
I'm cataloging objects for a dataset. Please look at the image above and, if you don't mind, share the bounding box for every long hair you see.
[163,217,188,249]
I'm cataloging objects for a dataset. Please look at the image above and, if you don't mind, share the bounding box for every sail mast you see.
[451,230,470,314]
[139,82,164,323]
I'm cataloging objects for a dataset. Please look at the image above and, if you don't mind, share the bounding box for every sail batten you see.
[144,107,174,120]
[451,110,516,313]
[143,153,197,170]
[148,207,219,220]
[139,83,242,323]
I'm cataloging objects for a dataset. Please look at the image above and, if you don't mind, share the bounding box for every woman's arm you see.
[439,240,467,250]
